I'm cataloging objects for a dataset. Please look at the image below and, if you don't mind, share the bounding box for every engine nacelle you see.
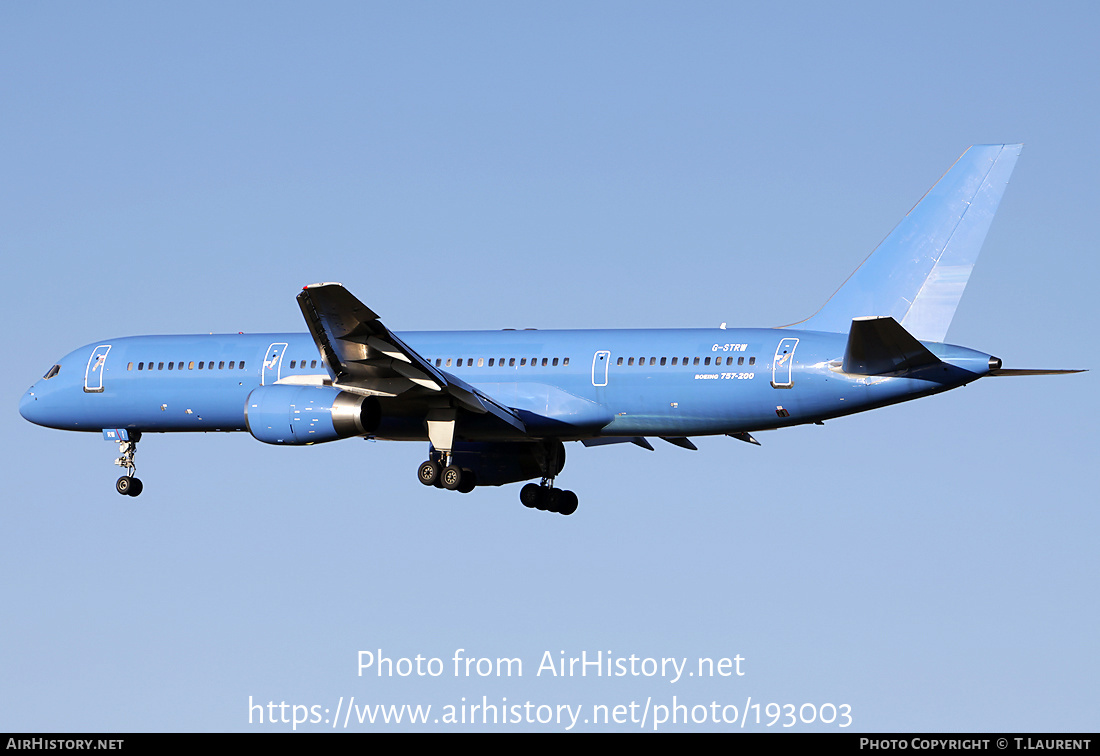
[448,440,565,487]
[245,385,379,445]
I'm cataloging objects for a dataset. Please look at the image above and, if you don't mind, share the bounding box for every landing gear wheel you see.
[520,483,541,508]
[518,483,578,515]
[541,488,560,512]
[440,465,464,491]
[116,476,134,496]
[456,469,477,494]
[558,490,578,516]
[417,460,441,486]
[127,478,144,497]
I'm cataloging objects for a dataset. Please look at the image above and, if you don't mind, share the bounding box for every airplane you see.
[18,144,1083,516]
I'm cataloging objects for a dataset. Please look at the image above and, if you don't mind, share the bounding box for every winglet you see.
[793,144,1023,342]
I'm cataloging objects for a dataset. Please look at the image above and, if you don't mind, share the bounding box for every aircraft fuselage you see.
[20,327,995,441]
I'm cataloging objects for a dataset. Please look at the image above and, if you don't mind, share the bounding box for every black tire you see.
[520,483,541,508]
[545,490,563,515]
[116,476,132,496]
[558,490,578,516]
[418,460,440,486]
[441,465,463,491]
[532,490,550,515]
[127,478,144,497]
[457,469,477,494]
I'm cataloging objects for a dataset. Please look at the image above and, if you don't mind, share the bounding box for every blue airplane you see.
[19,144,1082,515]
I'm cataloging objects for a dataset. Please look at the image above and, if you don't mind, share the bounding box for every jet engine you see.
[245,385,380,445]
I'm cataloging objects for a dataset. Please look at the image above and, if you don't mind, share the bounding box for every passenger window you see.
[617,357,623,366]
[435,359,441,367]
[705,357,711,365]
[188,361,195,370]
[229,361,235,369]
[158,362,164,370]
[553,358,559,366]
[138,362,144,371]
[660,357,666,366]
[239,361,245,369]
[693,357,700,366]
[478,358,485,367]
[168,362,174,370]
[749,357,755,365]
[672,357,678,365]
[218,361,224,369]
[509,358,515,366]
[290,360,296,368]
[520,358,527,366]
[311,360,317,368]
[563,358,569,366]
[488,358,494,367]
[541,358,548,366]
[649,357,656,366]
[738,356,744,366]
[627,357,634,366]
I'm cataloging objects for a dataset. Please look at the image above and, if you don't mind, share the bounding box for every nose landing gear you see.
[112,431,143,497]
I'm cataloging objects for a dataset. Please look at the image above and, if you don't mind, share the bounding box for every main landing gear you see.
[417,453,477,494]
[519,439,577,516]
[414,446,579,515]
[520,482,578,516]
[114,432,144,497]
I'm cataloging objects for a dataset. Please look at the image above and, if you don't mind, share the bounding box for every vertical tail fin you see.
[793,144,1022,342]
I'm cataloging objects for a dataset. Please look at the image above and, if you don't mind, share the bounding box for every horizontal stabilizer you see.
[988,368,1086,377]
[843,316,941,376]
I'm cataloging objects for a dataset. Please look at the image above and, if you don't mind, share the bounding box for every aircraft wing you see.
[296,283,526,432]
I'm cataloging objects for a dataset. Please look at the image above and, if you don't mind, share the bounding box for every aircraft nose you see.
[20,388,43,425]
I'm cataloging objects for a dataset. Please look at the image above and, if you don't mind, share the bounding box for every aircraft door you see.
[592,350,610,387]
[770,338,799,388]
[262,342,288,386]
[84,345,111,393]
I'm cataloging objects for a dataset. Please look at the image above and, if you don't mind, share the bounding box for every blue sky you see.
[2,2,1097,732]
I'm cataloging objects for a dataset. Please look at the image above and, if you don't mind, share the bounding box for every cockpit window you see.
[43,365,61,380]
